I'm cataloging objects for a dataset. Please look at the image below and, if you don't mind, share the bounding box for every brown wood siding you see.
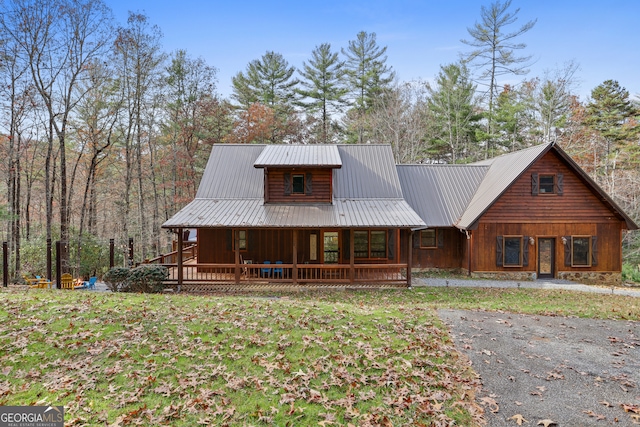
[470,150,626,273]
[402,228,466,269]
[197,228,402,265]
[481,151,619,224]
[471,222,623,273]
[266,168,332,203]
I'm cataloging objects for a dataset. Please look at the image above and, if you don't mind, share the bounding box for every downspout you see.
[466,230,472,276]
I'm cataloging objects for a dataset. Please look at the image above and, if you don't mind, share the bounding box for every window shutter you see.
[564,236,571,266]
[437,229,444,248]
[523,236,529,266]
[305,173,313,195]
[413,232,420,248]
[387,229,395,260]
[496,236,503,266]
[591,236,598,266]
[284,173,291,195]
[343,230,350,261]
[226,229,232,251]
[531,173,539,195]
[555,174,564,195]
[248,230,255,251]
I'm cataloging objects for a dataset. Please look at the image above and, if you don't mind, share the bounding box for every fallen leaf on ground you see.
[537,420,557,427]
[509,413,528,425]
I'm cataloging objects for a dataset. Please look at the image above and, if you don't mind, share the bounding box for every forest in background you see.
[0,0,638,280]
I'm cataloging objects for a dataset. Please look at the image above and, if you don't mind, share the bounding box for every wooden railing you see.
[158,262,407,288]
[145,244,197,265]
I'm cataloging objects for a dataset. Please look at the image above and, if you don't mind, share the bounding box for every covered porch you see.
[152,227,415,290]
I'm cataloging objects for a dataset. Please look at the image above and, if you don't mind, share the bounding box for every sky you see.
[106,0,640,102]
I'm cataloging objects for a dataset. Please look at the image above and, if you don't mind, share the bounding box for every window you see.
[539,175,555,194]
[234,230,247,251]
[354,230,387,258]
[571,236,591,267]
[420,229,437,248]
[503,236,523,267]
[532,173,563,195]
[292,174,305,194]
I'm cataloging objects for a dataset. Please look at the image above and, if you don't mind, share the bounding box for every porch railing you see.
[157,262,407,288]
[146,244,197,265]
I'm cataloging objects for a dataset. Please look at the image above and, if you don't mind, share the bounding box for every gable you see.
[479,150,633,226]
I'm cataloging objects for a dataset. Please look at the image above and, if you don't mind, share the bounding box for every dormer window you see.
[292,174,305,194]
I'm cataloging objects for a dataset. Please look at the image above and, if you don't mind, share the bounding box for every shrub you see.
[128,265,168,293]
[103,267,131,292]
[103,265,168,293]
[622,263,640,283]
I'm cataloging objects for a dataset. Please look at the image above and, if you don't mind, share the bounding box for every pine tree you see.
[342,31,395,143]
[461,0,536,157]
[296,43,348,143]
[425,62,480,163]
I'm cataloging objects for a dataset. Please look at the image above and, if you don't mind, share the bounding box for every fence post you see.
[55,241,61,289]
[3,242,7,287]
[46,238,52,281]
[109,239,114,268]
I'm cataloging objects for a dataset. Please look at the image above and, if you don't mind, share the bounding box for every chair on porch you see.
[273,261,283,278]
[260,261,271,278]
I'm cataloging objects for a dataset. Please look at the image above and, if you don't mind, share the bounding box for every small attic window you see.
[539,175,554,193]
[292,174,305,194]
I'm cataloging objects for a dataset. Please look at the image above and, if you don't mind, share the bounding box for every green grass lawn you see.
[0,286,637,426]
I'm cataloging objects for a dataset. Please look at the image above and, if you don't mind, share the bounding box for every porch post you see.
[350,229,354,284]
[177,229,184,286]
[292,230,298,285]
[234,230,240,284]
[407,230,413,288]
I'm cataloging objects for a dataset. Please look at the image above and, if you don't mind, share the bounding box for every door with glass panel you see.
[538,238,555,279]
[322,231,339,264]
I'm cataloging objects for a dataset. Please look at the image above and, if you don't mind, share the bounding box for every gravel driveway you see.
[439,309,640,426]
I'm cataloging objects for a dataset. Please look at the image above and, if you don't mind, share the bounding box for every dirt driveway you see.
[438,309,640,426]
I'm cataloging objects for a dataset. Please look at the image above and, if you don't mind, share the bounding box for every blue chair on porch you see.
[261,261,271,278]
[273,261,283,278]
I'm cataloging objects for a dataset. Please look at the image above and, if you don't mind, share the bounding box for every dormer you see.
[254,145,342,204]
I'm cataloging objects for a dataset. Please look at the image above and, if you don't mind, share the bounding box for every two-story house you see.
[162,142,637,288]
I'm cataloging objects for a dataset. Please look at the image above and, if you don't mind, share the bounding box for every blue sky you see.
[107,0,639,101]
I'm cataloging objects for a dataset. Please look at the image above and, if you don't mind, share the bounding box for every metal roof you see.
[456,143,550,229]
[253,144,342,168]
[397,165,488,227]
[163,144,425,229]
[162,198,424,228]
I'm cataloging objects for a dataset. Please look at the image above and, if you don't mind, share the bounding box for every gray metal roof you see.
[253,144,342,168]
[397,165,488,227]
[162,198,424,228]
[163,144,425,229]
[456,143,550,229]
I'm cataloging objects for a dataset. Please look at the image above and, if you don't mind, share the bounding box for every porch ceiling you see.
[161,198,426,229]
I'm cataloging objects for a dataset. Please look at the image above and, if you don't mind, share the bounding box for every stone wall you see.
[557,271,622,287]
[470,271,537,281]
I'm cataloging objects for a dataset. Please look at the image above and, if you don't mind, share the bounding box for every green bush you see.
[622,263,640,283]
[103,265,168,293]
[103,267,131,292]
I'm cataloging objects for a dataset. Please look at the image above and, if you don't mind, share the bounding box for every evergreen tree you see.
[342,31,395,143]
[231,51,299,110]
[231,51,300,143]
[296,43,348,143]
[461,0,536,157]
[425,62,480,163]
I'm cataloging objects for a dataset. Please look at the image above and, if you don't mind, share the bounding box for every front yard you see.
[0,286,637,426]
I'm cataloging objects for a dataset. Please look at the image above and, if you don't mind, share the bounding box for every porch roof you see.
[162,198,425,228]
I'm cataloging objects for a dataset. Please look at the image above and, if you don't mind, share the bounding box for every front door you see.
[538,238,555,279]
[322,231,339,264]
